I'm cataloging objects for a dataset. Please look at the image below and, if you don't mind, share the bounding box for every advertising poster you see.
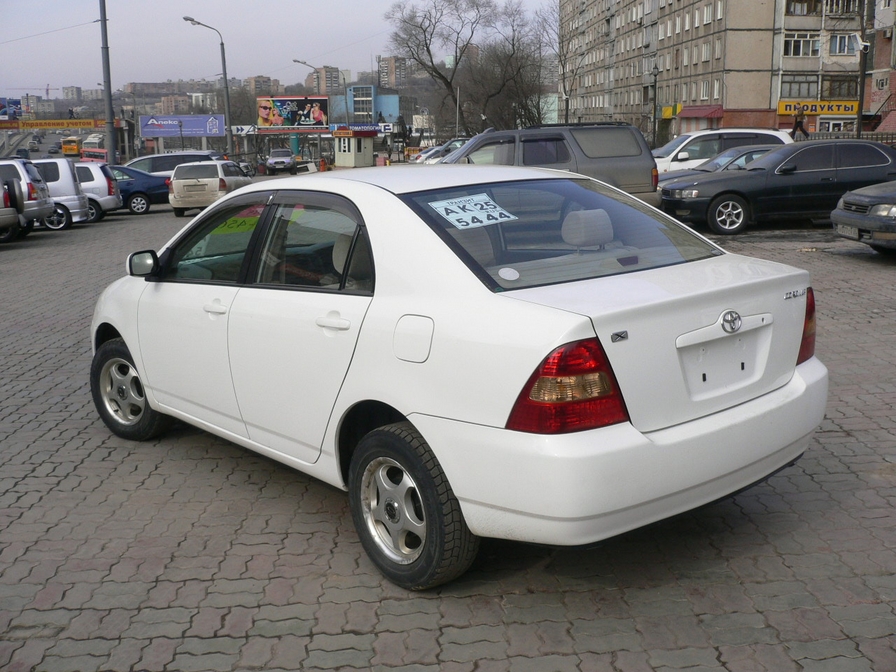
[0,98,22,120]
[256,96,329,133]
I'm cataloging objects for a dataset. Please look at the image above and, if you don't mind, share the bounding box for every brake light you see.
[796,287,816,365]
[166,178,172,193]
[651,166,659,190]
[27,182,38,201]
[219,178,227,191]
[2,189,8,208]
[506,338,629,434]
[106,176,115,196]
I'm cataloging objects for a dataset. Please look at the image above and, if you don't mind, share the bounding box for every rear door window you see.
[465,138,515,165]
[837,144,890,168]
[522,137,572,165]
[570,127,644,158]
[35,162,61,183]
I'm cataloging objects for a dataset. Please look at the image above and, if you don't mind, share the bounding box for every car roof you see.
[236,164,570,197]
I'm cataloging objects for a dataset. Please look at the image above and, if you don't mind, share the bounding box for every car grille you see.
[842,202,870,214]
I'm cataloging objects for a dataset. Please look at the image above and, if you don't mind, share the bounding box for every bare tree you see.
[536,0,583,124]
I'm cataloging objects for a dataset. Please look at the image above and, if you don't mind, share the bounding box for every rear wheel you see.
[173,208,186,217]
[348,422,479,590]
[86,200,105,223]
[44,204,73,230]
[0,223,20,243]
[90,338,170,441]
[127,193,151,214]
[707,194,750,235]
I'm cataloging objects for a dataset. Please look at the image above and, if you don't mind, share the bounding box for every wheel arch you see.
[336,400,406,486]
[93,322,123,353]
[706,190,752,217]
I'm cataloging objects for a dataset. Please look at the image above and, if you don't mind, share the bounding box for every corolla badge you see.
[721,310,742,334]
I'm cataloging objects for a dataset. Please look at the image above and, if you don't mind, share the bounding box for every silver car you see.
[0,158,54,242]
[168,160,253,217]
[75,162,123,222]
[33,158,90,230]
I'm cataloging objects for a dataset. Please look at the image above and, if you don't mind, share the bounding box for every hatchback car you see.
[167,160,253,216]
[653,128,793,175]
[110,165,170,215]
[75,162,123,222]
[831,181,896,255]
[33,158,90,230]
[661,139,896,234]
[90,165,828,589]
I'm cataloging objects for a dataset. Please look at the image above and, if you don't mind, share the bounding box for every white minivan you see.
[652,128,793,174]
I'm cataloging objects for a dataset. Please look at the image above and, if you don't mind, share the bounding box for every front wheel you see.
[348,422,479,590]
[707,194,751,235]
[90,338,170,441]
[173,208,186,218]
[127,193,150,215]
[44,204,73,230]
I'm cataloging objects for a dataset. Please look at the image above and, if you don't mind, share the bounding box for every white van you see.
[32,158,90,230]
[652,128,793,174]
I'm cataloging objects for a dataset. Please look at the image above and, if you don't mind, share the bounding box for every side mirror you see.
[675,151,690,162]
[778,163,797,174]
[128,250,159,277]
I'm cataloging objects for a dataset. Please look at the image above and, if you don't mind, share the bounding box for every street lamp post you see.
[651,63,660,149]
[294,59,349,126]
[183,16,234,156]
[177,120,185,150]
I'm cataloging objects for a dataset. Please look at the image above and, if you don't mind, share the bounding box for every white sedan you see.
[90,165,828,589]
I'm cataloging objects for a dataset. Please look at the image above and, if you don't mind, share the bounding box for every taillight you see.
[27,183,38,201]
[651,167,659,190]
[796,287,816,365]
[506,338,629,434]
[2,189,8,208]
[219,178,227,191]
[106,177,115,196]
[166,178,172,193]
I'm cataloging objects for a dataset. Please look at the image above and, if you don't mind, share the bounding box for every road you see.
[0,203,894,671]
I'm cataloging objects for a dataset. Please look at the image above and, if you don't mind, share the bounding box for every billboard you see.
[139,114,225,138]
[0,98,22,121]
[256,96,329,133]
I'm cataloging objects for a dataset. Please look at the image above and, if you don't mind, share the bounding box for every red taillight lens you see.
[166,178,172,193]
[219,178,227,191]
[506,338,629,434]
[27,183,38,201]
[106,177,115,196]
[651,167,659,190]
[796,287,816,365]
[2,189,8,208]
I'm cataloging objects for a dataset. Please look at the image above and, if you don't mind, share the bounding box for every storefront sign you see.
[778,101,858,116]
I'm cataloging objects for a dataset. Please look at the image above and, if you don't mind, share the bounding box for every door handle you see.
[316,316,351,330]
[820,177,835,182]
[203,302,228,315]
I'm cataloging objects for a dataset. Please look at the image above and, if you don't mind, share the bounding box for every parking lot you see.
[1,202,894,671]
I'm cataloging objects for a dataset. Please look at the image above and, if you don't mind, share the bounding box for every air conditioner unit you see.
[884,28,893,39]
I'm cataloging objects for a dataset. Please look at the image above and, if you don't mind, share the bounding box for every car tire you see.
[44,204,73,230]
[290,167,297,175]
[127,193,151,215]
[86,200,105,223]
[708,194,750,235]
[0,223,20,243]
[18,219,34,237]
[90,338,171,441]
[348,422,479,590]
[173,208,186,218]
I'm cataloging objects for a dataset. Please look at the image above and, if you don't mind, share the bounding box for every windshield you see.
[694,147,745,172]
[270,149,292,157]
[652,134,692,158]
[400,178,720,291]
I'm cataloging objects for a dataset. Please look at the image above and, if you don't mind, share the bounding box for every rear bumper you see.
[169,192,224,209]
[412,357,828,545]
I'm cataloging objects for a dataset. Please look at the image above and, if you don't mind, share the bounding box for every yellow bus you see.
[61,136,82,157]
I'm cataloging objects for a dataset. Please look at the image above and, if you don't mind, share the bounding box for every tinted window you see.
[466,138,515,165]
[222,163,243,177]
[522,138,571,165]
[155,156,182,172]
[571,127,643,158]
[837,144,890,168]
[35,163,61,182]
[785,145,834,171]
[0,165,20,181]
[163,200,266,283]
[401,178,718,291]
[76,166,93,183]
[174,165,219,179]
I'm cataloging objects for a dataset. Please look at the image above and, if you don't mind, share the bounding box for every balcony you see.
[786,0,858,15]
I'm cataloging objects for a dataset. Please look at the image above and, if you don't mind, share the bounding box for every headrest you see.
[561,209,613,248]
[332,233,353,272]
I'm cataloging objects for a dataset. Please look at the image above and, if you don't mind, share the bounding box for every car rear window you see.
[36,162,61,182]
[401,178,720,291]
[571,127,644,158]
[76,166,94,183]
[175,165,219,179]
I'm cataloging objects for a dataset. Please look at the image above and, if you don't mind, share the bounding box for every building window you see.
[830,34,856,55]
[825,0,859,15]
[713,78,721,99]
[685,12,690,29]
[784,33,821,57]
[786,0,821,14]
[676,15,681,32]
[782,73,819,98]
[704,4,712,23]
[702,42,711,61]
[715,37,723,59]
[822,74,858,97]
[701,80,710,100]
[691,82,698,101]
[693,46,699,64]
[716,0,724,19]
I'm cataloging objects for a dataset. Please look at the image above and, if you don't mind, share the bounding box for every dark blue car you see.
[110,165,169,215]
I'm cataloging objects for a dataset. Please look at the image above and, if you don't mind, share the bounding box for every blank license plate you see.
[837,224,859,239]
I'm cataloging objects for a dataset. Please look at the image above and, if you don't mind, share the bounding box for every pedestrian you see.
[791,106,809,139]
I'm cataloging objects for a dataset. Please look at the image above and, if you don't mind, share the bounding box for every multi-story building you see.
[303,67,346,95]
[160,95,191,114]
[378,56,411,88]
[63,87,82,102]
[244,76,283,97]
[560,0,881,144]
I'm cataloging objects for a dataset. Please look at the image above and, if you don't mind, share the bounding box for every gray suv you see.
[0,157,54,242]
[441,123,658,202]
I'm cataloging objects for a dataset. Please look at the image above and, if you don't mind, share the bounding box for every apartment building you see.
[559,0,886,144]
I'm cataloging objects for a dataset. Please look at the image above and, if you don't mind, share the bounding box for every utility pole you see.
[98,0,117,163]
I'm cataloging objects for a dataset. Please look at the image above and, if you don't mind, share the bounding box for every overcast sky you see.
[1,0,547,98]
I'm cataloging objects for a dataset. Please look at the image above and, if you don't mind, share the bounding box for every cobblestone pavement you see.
[0,206,894,672]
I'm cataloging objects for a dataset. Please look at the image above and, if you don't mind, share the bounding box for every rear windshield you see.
[571,127,644,158]
[401,178,720,291]
[175,165,219,179]
[35,162,61,182]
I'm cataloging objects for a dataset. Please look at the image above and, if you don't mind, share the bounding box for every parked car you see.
[657,144,778,187]
[33,158,90,230]
[167,160,253,217]
[441,123,659,202]
[90,164,828,589]
[661,139,896,234]
[1,179,24,238]
[421,137,470,163]
[831,181,896,255]
[110,165,170,215]
[124,150,225,178]
[653,128,793,175]
[75,162,123,222]
[265,149,297,175]
[0,156,54,242]
[413,145,445,163]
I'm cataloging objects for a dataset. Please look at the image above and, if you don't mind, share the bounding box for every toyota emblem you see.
[722,310,742,334]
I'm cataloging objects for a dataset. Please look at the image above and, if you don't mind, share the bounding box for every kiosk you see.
[334,127,378,168]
